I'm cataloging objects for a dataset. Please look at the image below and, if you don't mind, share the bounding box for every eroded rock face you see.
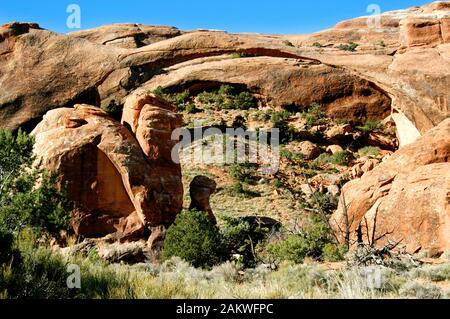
[69,24,183,48]
[2,2,449,136]
[330,118,450,255]
[0,23,123,131]
[32,104,183,240]
[129,57,392,122]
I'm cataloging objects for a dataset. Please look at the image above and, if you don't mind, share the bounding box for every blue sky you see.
[1,0,432,34]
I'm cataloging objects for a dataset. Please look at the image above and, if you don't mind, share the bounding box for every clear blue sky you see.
[0,0,432,34]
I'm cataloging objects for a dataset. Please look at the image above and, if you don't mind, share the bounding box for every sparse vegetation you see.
[302,103,326,127]
[359,146,381,157]
[265,215,337,264]
[377,40,386,48]
[337,42,359,52]
[231,52,256,59]
[357,119,383,134]
[312,42,323,48]
[283,40,295,47]
[228,162,258,184]
[224,182,260,198]
[314,151,351,167]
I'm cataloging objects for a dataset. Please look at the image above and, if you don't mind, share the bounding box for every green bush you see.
[221,217,269,268]
[270,110,297,143]
[310,192,339,214]
[0,170,71,236]
[224,182,260,199]
[312,42,323,48]
[302,103,326,127]
[280,149,305,162]
[357,119,383,134]
[314,151,351,167]
[272,179,283,188]
[359,146,381,157]
[377,40,386,48]
[101,100,122,119]
[228,162,258,184]
[0,129,34,182]
[266,215,333,264]
[235,92,257,110]
[196,85,256,110]
[152,87,191,111]
[153,86,166,97]
[0,130,70,236]
[337,42,359,52]
[322,243,347,262]
[162,210,224,269]
[283,40,295,47]
[270,110,292,127]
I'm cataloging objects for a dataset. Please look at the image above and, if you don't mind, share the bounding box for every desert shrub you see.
[272,179,283,188]
[152,86,166,97]
[280,149,305,162]
[359,146,381,157]
[322,243,347,262]
[310,192,339,213]
[2,246,72,299]
[0,129,34,181]
[185,103,198,114]
[0,130,70,236]
[302,103,326,127]
[337,42,359,52]
[266,215,333,264]
[270,110,292,127]
[152,87,191,111]
[270,110,297,143]
[162,210,225,269]
[218,84,236,96]
[221,217,270,268]
[410,265,450,282]
[231,52,256,59]
[228,162,258,184]
[399,281,442,299]
[283,40,295,47]
[357,119,383,134]
[312,42,323,48]
[377,40,386,47]
[331,151,352,166]
[224,182,260,199]
[169,90,191,111]
[196,85,256,110]
[101,100,122,119]
[0,170,71,236]
[235,92,257,110]
[314,151,351,167]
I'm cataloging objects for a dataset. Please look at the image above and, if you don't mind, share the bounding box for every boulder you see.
[331,118,450,255]
[189,175,217,223]
[326,145,344,155]
[289,141,321,160]
[32,104,183,240]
